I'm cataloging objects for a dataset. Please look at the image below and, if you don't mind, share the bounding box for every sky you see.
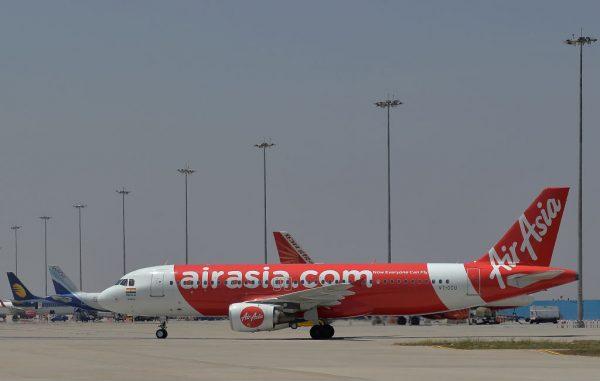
[0,1,599,300]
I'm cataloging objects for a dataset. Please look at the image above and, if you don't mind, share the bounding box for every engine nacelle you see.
[229,302,293,332]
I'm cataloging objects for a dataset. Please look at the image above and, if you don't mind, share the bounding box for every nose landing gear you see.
[155,318,168,339]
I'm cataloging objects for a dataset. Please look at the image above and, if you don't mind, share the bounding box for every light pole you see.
[116,187,131,275]
[39,216,51,295]
[177,165,195,264]
[254,139,275,264]
[374,99,402,263]
[565,33,597,327]
[10,225,21,276]
[73,204,86,290]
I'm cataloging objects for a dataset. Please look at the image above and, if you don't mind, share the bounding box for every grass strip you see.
[395,339,600,357]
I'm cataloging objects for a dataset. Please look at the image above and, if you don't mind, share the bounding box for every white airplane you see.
[97,188,576,339]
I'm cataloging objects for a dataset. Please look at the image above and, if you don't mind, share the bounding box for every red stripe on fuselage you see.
[174,264,448,317]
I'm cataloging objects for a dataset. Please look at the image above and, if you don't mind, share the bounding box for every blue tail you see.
[48,265,79,295]
[7,272,40,301]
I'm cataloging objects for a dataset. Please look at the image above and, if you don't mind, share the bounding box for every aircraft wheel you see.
[156,328,168,339]
[322,324,335,339]
[397,316,407,325]
[310,325,324,340]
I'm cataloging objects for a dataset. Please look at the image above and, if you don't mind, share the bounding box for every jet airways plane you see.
[98,187,577,339]
[7,273,75,316]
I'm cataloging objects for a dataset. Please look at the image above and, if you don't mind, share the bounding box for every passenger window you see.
[128,279,135,287]
[446,279,450,284]
[170,281,173,285]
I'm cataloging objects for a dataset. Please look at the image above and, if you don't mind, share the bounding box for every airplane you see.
[48,265,110,315]
[97,187,577,339]
[7,272,75,316]
[273,231,533,324]
[0,299,21,320]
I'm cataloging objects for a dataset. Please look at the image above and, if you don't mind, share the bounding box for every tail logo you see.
[240,306,265,328]
[11,284,27,298]
[489,198,562,289]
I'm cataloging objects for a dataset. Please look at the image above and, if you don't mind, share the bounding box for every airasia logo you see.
[240,306,264,328]
[488,197,561,289]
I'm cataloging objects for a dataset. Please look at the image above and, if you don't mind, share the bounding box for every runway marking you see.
[538,349,563,356]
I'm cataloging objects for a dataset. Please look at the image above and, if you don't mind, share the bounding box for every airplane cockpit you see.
[114,278,135,287]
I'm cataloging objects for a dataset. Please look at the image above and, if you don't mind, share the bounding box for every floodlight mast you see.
[177,165,195,264]
[564,32,597,328]
[374,99,402,264]
[73,204,87,290]
[39,216,51,295]
[10,225,21,276]
[116,187,131,275]
[254,140,275,264]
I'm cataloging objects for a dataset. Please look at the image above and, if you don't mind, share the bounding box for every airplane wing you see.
[49,295,73,304]
[273,231,315,264]
[247,283,354,311]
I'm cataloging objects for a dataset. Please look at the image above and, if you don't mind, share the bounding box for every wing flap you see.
[248,283,354,310]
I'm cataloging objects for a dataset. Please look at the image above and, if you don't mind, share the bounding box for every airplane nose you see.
[98,286,122,313]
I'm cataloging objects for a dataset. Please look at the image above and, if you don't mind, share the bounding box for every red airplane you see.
[98,187,577,339]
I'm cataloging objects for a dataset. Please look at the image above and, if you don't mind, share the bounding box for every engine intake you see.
[229,302,294,332]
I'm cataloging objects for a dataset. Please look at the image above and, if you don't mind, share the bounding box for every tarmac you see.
[1,319,599,381]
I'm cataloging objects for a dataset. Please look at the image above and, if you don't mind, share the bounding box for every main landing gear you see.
[310,323,335,340]
[156,318,168,339]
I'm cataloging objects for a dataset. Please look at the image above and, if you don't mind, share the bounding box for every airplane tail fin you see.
[273,231,314,264]
[48,265,80,295]
[476,187,569,267]
[7,272,40,301]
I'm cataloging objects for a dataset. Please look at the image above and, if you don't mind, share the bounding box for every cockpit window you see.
[128,279,135,286]
[119,279,128,286]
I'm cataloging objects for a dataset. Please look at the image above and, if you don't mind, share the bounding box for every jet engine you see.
[229,302,295,332]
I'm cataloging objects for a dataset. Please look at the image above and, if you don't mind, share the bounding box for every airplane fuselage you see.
[98,262,576,318]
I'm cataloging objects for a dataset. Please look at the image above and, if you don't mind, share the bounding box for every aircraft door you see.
[466,268,480,296]
[150,272,165,297]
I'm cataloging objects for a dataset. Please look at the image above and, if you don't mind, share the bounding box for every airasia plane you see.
[98,187,577,339]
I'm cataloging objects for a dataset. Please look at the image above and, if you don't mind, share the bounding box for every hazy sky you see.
[0,1,599,300]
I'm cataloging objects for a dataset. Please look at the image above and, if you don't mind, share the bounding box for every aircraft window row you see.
[162,275,453,289]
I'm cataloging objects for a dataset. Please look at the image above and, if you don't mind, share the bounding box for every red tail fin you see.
[273,232,314,264]
[476,187,569,267]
